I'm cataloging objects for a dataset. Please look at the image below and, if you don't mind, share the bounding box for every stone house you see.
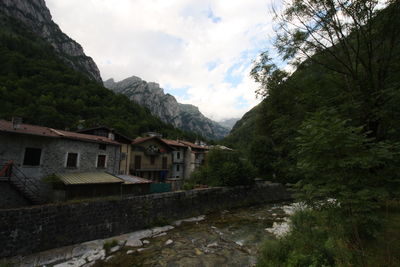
[76,126,132,175]
[0,119,121,202]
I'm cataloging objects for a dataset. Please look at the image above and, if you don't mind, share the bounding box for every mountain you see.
[222,104,260,149]
[104,76,230,139]
[0,1,199,141]
[218,118,240,130]
[0,0,102,83]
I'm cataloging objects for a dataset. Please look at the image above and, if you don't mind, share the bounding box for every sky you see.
[46,0,280,122]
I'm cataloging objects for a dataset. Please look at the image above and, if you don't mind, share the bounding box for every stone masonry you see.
[0,183,292,258]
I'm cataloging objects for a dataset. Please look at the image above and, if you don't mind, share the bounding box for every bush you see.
[257,209,353,267]
[190,149,255,186]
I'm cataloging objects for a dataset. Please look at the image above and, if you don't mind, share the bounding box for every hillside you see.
[105,77,230,140]
[0,0,101,82]
[0,11,198,140]
[221,104,260,149]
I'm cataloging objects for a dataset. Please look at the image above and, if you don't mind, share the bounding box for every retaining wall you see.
[0,183,291,258]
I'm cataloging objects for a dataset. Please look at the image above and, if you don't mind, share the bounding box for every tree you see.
[254,0,400,139]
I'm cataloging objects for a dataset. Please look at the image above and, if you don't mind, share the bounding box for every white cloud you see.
[46,0,279,121]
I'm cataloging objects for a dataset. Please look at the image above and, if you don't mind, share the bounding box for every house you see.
[0,119,121,203]
[178,140,208,179]
[76,126,132,175]
[130,134,209,182]
[130,136,174,181]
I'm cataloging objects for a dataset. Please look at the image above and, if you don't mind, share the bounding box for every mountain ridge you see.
[0,0,102,82]
[105,76,230,139]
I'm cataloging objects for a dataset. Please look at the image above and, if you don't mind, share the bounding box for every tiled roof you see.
[178,140,209,150]
[0,120,120,145]
[57,172,124,185]
[163,138,187,147]
[115,174,152,184]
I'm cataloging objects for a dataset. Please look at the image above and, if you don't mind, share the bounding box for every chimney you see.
[12,117,22,129]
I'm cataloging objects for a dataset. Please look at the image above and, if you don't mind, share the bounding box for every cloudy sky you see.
[46,0,280,122]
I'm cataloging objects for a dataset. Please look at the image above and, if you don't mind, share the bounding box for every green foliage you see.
[103,239,118,254]
[294,108,400,238]
[258,209,353,267]
[0,14,198,141]
[190,149,255,187]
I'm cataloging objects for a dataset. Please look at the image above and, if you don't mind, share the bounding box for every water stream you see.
[9,202,294,267]
[93,202,292,267]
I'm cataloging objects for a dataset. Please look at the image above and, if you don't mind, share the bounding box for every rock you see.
[137,248,148,253]
[165,239,173,245]
[53,258,86,267]
[0,0,102,82]
[207,242,219,248]
[126,250,134,255]
[194,248,203,255]
[109,246,120,254]
[151,225,174,236]
[142,240,150,244]
[86,250,105,262]
[105,255,114,262]
[104,77,229,139]
[125,238,143,247]
[153,232,167,238]
[235,241,244,246]
[174,215,206,226]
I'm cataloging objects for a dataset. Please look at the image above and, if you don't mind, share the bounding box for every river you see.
[9,202,293,267]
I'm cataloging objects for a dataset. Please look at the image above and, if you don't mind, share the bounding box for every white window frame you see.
[96,154,107,168]
[65,152,80,168]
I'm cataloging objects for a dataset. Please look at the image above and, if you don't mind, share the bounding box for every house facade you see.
[76,126,132,175]
[0,120,121,195]
[130,137,174,181]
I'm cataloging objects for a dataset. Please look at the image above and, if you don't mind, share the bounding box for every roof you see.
[178,140,209,150]
[57,172,124,185]
[162,138,187,148]
[76,126,132,143]
[132,136,208,150]
[132,136,175,150]
[0,120,120,145]
[115,174,152,184]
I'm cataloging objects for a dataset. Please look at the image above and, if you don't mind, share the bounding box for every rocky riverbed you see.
[7,202,296,267]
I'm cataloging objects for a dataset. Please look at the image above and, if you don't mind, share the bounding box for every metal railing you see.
[1,160,43,203]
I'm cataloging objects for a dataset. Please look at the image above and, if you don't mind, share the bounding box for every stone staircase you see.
[0,160,45,205]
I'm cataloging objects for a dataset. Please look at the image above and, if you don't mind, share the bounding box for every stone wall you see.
[0,183,291,258]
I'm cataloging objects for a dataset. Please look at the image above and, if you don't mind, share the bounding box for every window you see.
[23,148,42,166]
[97,155,106,168]
[162,157,167,169]
[150,155,155,165]
[176,164,180,172]
[177,152,180,159]
[66,152,78,168]
[99,144,106,150]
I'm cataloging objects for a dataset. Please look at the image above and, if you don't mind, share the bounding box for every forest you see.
[223,1,400,265]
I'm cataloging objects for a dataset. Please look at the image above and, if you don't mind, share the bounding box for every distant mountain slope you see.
[218,118,240,130]
[222,104,260,149]
[0,6,198,141]
[0,0,102,82]
[105,76,230,139]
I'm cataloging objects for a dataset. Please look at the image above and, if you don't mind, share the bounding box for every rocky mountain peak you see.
[105,77,230,139]
[0,0,102,82]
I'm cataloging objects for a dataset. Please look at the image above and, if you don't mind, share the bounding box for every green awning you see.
[57,172,124,185]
